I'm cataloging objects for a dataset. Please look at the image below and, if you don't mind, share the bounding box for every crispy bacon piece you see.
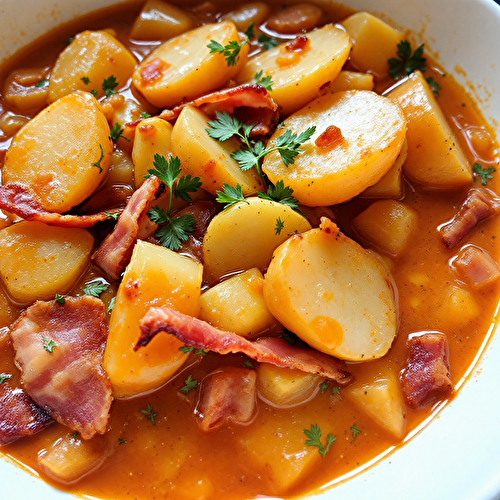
[159,84,279,136]
[452,245,500,288]
[137,307,352,384]
[401,332,453,410]
[195,367,257,431]
[286,35,309,52]
[9,296,112,440]
[315,125,343,149]
[93,175,162,280]
[0,184,120,228]
[439,188,500,248]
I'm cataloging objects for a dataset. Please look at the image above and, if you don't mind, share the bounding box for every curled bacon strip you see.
[93,175,162,280]
[0,184,119,228]
[158,84,279,136]
[137,307,352,385]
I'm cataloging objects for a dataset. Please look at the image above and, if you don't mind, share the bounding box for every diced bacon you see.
[0,383,52,446]
[158,84,279,136]
[439,188,500,249]
[401,332,453,410]
[93,175,162,280]
[137,307,352,385]
[9,296,112,440]
[0,183,120,228]
[315,125,343,149]
[286,35,310,52]
[195,367,257,431]
[452,245,500,288]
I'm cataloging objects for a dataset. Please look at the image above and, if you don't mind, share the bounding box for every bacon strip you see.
[9,296,112,440]
[0,184,120,228]
[93,175,162,280]
[137,307,352,385]
[159,84,279,136]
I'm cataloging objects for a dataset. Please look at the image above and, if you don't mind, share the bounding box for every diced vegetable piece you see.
[130,0,195,41]
[171,106,263,196]
[133,22,248,108]
[263,218,397,361]
[235,24,351,116]
[341,12,402,78]
[0,112,29,137]
[3,68,48,113]
[257,364,320,407]
[103,240,202,399]
[49,31,136,102]
[328,70,374,93]
[345,371,406,439]
[132,116,174,187]
[109,98,146,146]
[452,245,500,289]
[221,2,271,31]
[352,199,418,256]
[262,90,406,206]
[37,433,111,484]
[0,221,93,304]
[203,197,311,284]
[0,286,18,327]
[3,91,113,212]
[265,3,324,34]
[105,149,135,187]
[199,268,277,337]
[388,71,472,189]
[437,285,480,329]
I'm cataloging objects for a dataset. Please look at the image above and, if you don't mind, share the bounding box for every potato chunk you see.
[3,91,112,212]
[262,90,406,206]
[235,24,351,116]
[103,240,202,399]
[389,71,472,189]
[263,218,397,361]
[0,221,93,304]
[328,70,374,93]
[4,68,48,114]
[203,197,311,284]
[221,2,271,31]
[49,30,136,102]
[133,22,248,108]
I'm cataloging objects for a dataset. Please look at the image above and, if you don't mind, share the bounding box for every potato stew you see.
[0,1,499,499]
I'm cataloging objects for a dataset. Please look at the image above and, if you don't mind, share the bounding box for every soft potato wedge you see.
[104,240,202,399]
[3,91,112,212]
[133,22,248,108]
[0,221,93,304]
[203,197,311,284]
[388,71,472,189]
[262,90,406,206]
[235,24,351,116]
[49,31,136,102]
[4,68,48,113]
[221,2,271,32]
[263,218,397,361]
[328,70,374,93]
[171,106,263,196]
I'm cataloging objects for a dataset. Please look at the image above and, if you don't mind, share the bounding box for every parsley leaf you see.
[107,296,115,314]
[254,70,273,91]
[141,404,157,425]
[274,127,316,167]
[215,183,249,208]
[279,329,299,346]
[174,174,203,202]
[104,211,119,220]
[92,144,104,173]
[180,374,198,394]
[388,40,426,80]
[81,76,90,85]
[350,423,362,440]
[70,432,79,440]
[243,360,254,369]
[319,381,329,394]
[257,180,299,211]
[102,75,118,96]
[275,216,285,235]
[34,79,48,88]
[207,39,249,66]
[42,337,56,353]
[245,22,255,39]
[154,213,196,251]
[304,424,336,458]
[179,346,208,356]
[426,76,441,97]
[118,437,127,445]
[0,373,12,384]
[83,281,109,298]
[55,294,65,305]
[109,122,130,142]
[90,89,98,97]
[258,34,279,50]
[472,162,496,185]
[139,111,151,119]
[331,385,339,396]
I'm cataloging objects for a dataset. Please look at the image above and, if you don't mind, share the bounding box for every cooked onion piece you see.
[262,90,406,206]
[263,218,397,361]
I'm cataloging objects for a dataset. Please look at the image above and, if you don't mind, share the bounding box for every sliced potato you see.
[3,91,112,212]
[263,218,397,361]
[235,24,351,116]
[0,221,93,304]
[328,70,374,93]
[49,30,136,102]
[262,90,406,206]
[388,71,472,189]
[221,2,271,32]
[203,197,311,284]
[171,106,263,196]
[104,240,202,399]
[133,22,248,108]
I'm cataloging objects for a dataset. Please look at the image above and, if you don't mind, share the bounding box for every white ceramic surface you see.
[1,1,500,499]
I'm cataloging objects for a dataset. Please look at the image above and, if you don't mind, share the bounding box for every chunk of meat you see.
[0,383,52,446]
[439,188,500,248]
[9,296,112,439]
[401,332,453,410]
[452,245,500,288]
[78,184,134,214]
[93,175,162,280]
[195,367,257,431]
[137,307,352,385]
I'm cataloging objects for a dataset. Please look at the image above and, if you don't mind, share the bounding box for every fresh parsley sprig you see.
[180,374,198,394]
[258,34,278,50]
[304,423,336,458]
[102,75,118,96]
[257,180,299,211]
[109,122,130,142]
[472,162,496,186]
[388,40,426,80]
[83,281,109,298]
[141,404,157,425]
[207,39,249,67]
[254,70,273,91]
[215,183,249,208]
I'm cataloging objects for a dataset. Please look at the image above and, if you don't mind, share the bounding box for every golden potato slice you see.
[133,22,248,108]
[171,106,263,196]
[49,30,136,102]
[263,218,397,361]
[203,197,311,284]
[262,90,406,206]
[221,2,271,32]
[328,70,374,93]
[0,221,93,304]
[235,24,351,116]
[3,91,112,213]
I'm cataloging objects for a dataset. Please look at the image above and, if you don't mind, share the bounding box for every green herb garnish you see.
[304,424,336,458]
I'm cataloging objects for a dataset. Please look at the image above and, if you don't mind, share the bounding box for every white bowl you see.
[1,1,500,499]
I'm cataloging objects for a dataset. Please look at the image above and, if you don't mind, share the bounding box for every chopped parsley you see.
[426,76,441,97]
[388,40,426,80]
[80,76,91,85]
[92,143,105,173]
[102,75,118,96]
[70,432,79,440]
[42,337,56,354]
[90,89,98,97]
[274,217,285,235]
[258,34,279,50]
[104,211,119,220]
[319,381,329,394]
[245,22,255,39]
[331,385,339,396]
[472,162,496,186]
[55,294,65,305]
[257,180,300,211]
[109,122,130,142]
[107,296,115,314]
[254,70,273,91]
[0,373,12,384]
[139,111,151,119]
[82,281,109,298]
[207,39,249,67]
[179,346,208,356]
[141,404,157,425]
[34,78,48,88]
[304,424,336,458]
[215,183,249,209]
[279,330,299,346]
[180,374,198,394]
[118,437,127,445]
[350,423,362,440]
[243,360,254,369]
